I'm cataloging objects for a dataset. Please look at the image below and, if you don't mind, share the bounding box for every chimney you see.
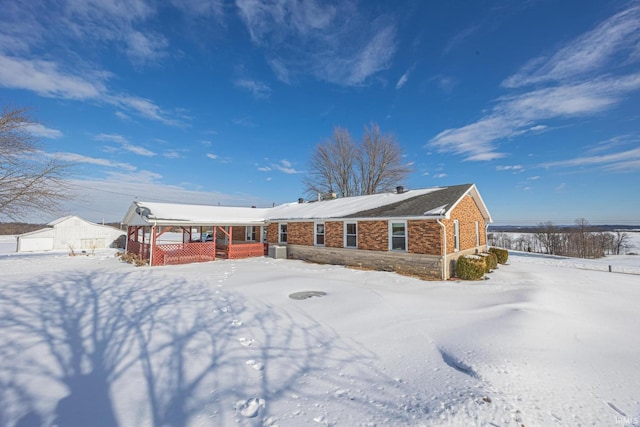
[396,186,405,194]
[298,198,304,204]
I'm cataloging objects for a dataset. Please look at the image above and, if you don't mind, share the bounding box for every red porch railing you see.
[152,242,216,266]
[226,242,268,259]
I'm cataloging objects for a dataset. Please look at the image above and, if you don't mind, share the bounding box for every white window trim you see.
[314,222,325,246]
[388,220,408,252]
[344,221,358,248]
[453,220,460,252]
[475,221,480,247]
[279,223,288,244]
[246,226,256,242]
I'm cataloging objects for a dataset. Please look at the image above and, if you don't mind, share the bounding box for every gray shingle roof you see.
[345,184,474,218]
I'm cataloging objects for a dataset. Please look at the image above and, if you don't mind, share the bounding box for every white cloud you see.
[395,70,410,89]
[496,165,524,172]
[540,147,640,172]
[257,166,271,172]
[234,78,272,99]
[0,54,105,100]
[503,5,640,88]
[94,133,156,157]
[236,0,397,86]
[52,151,138,171]
[428,4,640,163]
[94,133,128,144]
[443,24,480,55]
[433,173,447,178]
[206,153,218,160]
[125,30,168,65]
[272,159,302,174]
[23,123,63,139]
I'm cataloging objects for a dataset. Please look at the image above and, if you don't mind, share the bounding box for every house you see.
[121,183,492,279]
[16,216,125,252]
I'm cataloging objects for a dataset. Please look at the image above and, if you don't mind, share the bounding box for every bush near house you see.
[456,255,486,280]
[477,252,498,272]
[489,247,509,264]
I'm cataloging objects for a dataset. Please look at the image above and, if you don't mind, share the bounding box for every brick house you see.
[122,183,492,279]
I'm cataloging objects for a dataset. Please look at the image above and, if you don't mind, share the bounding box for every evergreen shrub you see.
[489,247,509,264]
[456,255,486,280]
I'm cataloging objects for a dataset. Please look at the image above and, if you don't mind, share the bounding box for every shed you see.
[16,216,125,252]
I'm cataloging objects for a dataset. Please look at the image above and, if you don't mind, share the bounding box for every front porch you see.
[126,225,267,266]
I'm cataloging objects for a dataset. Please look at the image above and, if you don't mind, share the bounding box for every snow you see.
[125,188,442,226]
[0,243,639,426]
[266,188,438,220]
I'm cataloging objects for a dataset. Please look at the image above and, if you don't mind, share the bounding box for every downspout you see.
[149,222,157,266]
[485,223,490,250]
[437,219,447,280]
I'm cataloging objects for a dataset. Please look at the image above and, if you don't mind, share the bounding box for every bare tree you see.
[0,104,71,220]
[611,231,631,255]
[305,123,411,198]
[304,127,358,198]
[535,221,562,255]
[358,123,412,195]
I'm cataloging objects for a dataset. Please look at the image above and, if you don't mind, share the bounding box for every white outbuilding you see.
[16,216,125,252]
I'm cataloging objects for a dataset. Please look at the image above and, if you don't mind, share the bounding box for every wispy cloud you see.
[236,0,397,86]
[271,159,303,174]
[496,165,524,172]
[395,68,411,89]
[540,147,640,172]
[0,54,105,100]
[503,5,640,88]
[234,78,272,99]
[428,4,640,162]
[443,24,480,55]
[23,123,63,139]
[51,152,138,171]
[94,133,156,157]
[206,153,218,160]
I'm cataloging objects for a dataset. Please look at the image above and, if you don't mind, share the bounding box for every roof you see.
[344,183,491,221]
[19,215,123,237]
[122,184,492,226]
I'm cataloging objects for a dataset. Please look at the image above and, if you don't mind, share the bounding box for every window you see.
[279,223,288,243]
[315,222,325,246]
[475,221,480,247]
[453,220,460,252]
[389,221,407,251]
[345,222,357,248]
[246,226,257,241]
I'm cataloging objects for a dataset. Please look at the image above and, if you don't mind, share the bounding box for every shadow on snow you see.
[0,268,422,427]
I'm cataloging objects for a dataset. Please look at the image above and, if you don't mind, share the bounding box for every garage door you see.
[18,237,54,252]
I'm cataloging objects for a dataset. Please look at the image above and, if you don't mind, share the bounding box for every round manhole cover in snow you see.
[289,291,327,300]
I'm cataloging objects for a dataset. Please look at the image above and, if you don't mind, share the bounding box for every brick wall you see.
[442,195,487,254]
[358,220,388,251]
[325,221,344,248]
[287,222,314,246]
[408,220,442,255]
[231,226,246,241]
[266,223,279,244]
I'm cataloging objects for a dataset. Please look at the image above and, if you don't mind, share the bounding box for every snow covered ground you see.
[0,243,639,426]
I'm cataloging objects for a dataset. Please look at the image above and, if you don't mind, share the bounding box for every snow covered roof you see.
[122,184,492,226]
[122,202,270,226]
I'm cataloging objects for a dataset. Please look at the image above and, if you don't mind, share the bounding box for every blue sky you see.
[1,0,639,225]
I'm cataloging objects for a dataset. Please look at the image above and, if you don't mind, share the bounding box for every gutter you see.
[437,219,447,280]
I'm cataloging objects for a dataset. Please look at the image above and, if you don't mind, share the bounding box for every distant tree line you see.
[488,218,634,258]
